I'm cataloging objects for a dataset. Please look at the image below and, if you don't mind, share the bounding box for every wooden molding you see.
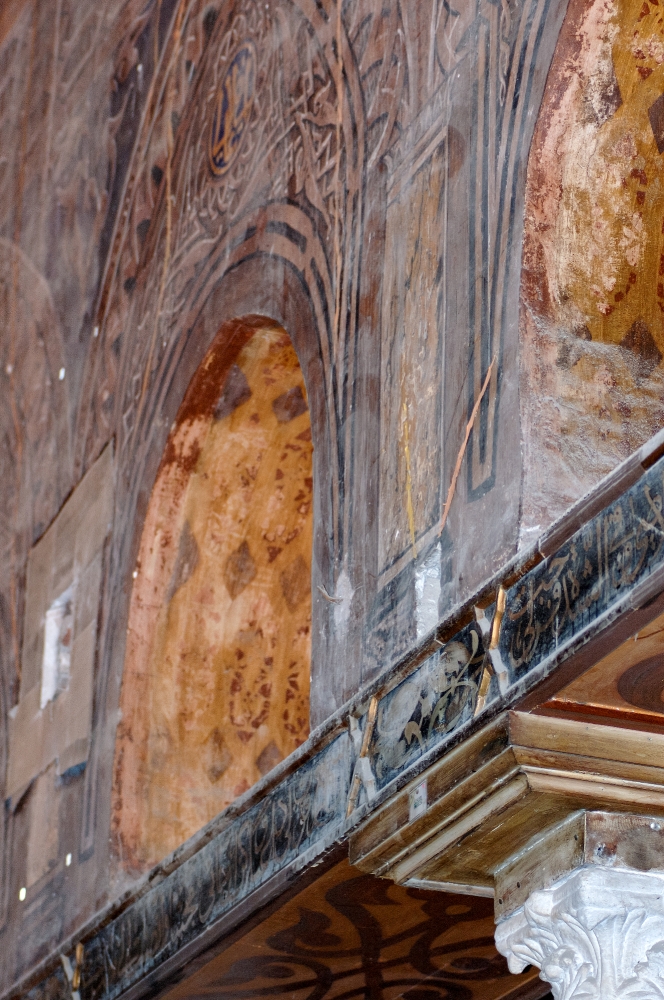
[509,709,664,766]
[350,710,664,908]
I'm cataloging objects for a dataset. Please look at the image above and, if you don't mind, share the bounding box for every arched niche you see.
[112,319,312,869]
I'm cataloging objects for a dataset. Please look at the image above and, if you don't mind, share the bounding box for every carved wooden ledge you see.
[350,713,664,891]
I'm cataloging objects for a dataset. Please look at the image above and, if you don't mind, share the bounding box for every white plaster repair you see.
[40,585,74,709]
[415,543,441,639]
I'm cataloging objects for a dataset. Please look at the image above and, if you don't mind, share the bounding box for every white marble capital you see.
[495,866,664,999]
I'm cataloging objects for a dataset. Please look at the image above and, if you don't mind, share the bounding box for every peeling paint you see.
[113,326,312,869]
[521,0,664,535]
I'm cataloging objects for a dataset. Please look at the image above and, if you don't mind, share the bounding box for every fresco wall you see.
[521,0,664,537]
[114,323,312,868]
[3,0,662,989]
[0,0,172,983]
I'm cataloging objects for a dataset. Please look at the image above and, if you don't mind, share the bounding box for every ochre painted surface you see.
[162,858,542,1000]
[521,0,664,536]
[113,326,311,868]
[545,608,664,726]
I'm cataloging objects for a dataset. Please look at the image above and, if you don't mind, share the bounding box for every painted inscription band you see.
[46,737,349,1000]
[502,457,664,678]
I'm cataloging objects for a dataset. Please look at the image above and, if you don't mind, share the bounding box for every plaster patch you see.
[415,544,442,640]
[40,585,74,710]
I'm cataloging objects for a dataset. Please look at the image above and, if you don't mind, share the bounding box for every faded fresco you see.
[0,0,171,974]
[0,0,592,989]
[521,0,664,537]
[114,326,312,867]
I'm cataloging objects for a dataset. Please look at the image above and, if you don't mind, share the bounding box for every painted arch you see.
[65,0,573,871]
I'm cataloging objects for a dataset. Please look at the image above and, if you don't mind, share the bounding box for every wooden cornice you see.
[351,711,664,915]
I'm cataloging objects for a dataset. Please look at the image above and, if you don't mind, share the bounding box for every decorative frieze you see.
[72,734,349,1000]
[501,454,664,681]
[369,620,485,790]
[366,450,664,798]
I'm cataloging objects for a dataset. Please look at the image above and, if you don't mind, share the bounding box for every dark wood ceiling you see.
[160,859,549,1000]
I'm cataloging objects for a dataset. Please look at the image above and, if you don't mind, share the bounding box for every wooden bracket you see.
[349,710,664,902]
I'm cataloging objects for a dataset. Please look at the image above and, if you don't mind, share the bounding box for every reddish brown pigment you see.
[113,325,312,869]
[520,0,664,538]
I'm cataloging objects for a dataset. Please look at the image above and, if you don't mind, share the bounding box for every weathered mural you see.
[114,324,312,867]
[521,0,664,536]
[0,0,627,990]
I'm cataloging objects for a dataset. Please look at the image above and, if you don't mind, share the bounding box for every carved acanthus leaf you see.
[495,868,664,1000]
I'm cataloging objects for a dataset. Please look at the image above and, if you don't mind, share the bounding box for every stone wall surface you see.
[0,0,169,986]
[2,0,661,991]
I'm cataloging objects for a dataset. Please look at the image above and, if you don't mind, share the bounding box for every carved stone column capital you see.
[495,866,664,1000]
